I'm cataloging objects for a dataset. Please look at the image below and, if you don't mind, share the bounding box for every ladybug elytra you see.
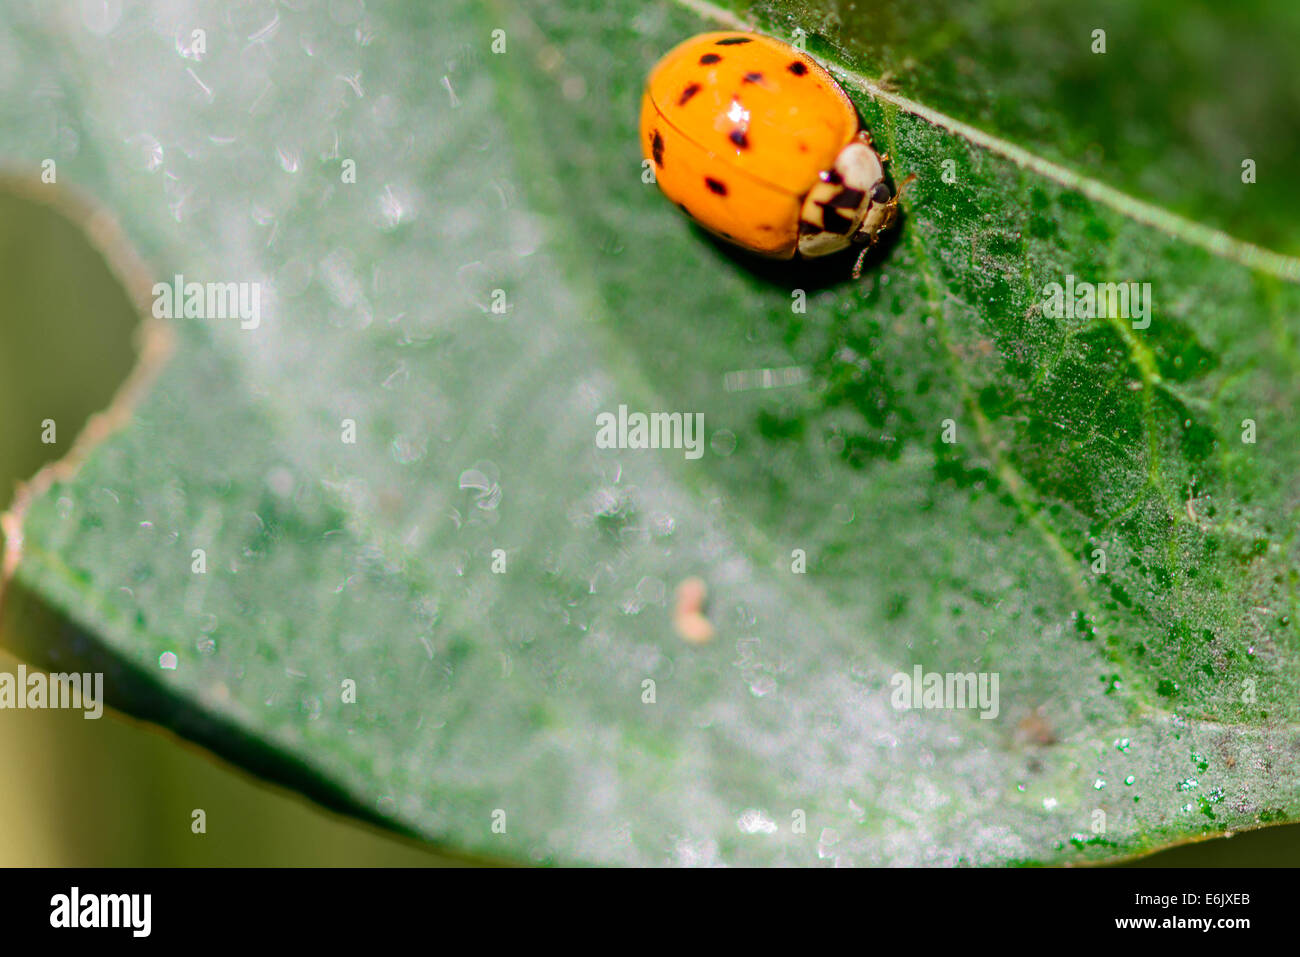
[640,31,900,277]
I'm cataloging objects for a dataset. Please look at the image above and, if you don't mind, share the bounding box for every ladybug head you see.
[797,137,900,262]
[858,177,901,243]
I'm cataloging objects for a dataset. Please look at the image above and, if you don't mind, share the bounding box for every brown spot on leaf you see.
[1015,708,1057,747]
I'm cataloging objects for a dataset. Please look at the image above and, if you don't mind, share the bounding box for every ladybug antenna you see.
[895,172,918,198]
[852,244,871,281]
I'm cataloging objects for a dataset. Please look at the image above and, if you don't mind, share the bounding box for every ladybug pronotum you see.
[640,31,900,277]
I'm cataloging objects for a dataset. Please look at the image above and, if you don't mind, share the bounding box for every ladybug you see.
[640,31,900,278]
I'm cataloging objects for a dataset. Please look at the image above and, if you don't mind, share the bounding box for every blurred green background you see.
[0,187,1296,865]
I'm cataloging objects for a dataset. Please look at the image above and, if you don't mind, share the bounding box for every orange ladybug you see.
[640,31,899,277]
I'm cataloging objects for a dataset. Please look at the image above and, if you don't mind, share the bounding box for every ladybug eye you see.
[870,182,892,204]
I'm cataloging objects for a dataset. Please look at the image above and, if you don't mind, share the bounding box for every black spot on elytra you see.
[729,128,749,149]
[742,71,764,84]
[651,129,665,167]
[788,61,808,76]
[678,83,701,105]
[699,53,721,64]
[828,187,865,209]
[705,177,728,196]
[716,37,752,45]
[818,204,854,234]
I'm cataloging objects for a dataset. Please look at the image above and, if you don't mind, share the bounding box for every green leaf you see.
[2,0,1298,865]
